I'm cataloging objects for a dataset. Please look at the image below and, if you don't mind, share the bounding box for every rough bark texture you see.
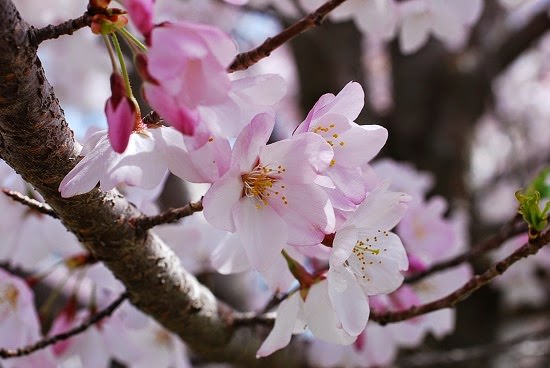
[0,1,305,365]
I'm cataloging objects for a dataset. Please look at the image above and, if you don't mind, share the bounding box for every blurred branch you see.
[130,199,203,230]
[2,189,58,218]
[28,12,92,46]
[396,322,550,367]
[405,214,526,283]
[486,10,550,78]
[0,292,128,359]
[371,229,550,324]
[228,0,348,72]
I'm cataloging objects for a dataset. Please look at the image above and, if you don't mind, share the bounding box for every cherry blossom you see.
[491,233,550,307]
[143,21,236,135]
[0,269,57,368]
[256,280,355,357]
[203,113,335,272]
[397,0,483,54]
[125,0,155,37]
[296,81,388,209]
[105,73,142,153]
[301,0,398,41]
[59,124,231,197]
[327,187,410,337]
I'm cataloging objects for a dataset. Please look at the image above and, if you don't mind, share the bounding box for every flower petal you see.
[304,281,356,345]
[256,293,301,357]
[203,171,243,232]
[328,267,370,336]
[233,197,287,272]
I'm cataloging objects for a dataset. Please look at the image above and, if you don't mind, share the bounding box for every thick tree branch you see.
[0,292,129,359]
[228,0,348,72]
[371,229,550,324]
[0,1,305,365]
[2,189,58,218]
[405,214,526,283]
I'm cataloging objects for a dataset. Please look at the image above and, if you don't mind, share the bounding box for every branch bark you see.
[228,0,349,72]
[0,1,305,365]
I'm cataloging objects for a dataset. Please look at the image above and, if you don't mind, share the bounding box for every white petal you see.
[256,293,302,357]
[234,198,288,272]
[304,281,356,345]
[328,268,370,336]
[399,10,431,54]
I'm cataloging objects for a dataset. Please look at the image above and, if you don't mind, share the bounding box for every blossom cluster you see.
[0,0,516,367]
[43,0,417,359]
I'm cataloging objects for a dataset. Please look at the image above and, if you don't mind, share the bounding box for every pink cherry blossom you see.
[0,269,57,368]
[105,73,142,154]
[398,0,483,54]
[203,113,335,272]
[372,158,434,200]
[302,0,398,41]
[256,280,355,357]
[125,0,155,37]
[327,187,410,337]
[307,322,398,368]
[296,82,388,209]
[200,73,287,138]
[60,128,170,196]
[143,21,236,135]
[397,196,457,267]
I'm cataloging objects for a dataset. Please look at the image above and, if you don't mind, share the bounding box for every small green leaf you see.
[516,168,550,233]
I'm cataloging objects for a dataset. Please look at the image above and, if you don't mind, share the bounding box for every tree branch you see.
[0,292,129,359]
[483,9,550,79]
[28,12,92,46]
[371,229,550,324]
[130,199,203,230]
[2,189,58,218]
[228,0,348,72]
[405,214,526,283]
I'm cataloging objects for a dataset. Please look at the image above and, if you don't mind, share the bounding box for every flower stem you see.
[119,27,148,53]
[102,34,118,72]
[110,33,133,98]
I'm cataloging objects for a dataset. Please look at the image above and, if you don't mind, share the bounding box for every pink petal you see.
[268,183,334,245]
[232,113,274,172]
[203,171,243,232]
[233,198,287,272]
[105,97,135,153]
[259,132,333,183]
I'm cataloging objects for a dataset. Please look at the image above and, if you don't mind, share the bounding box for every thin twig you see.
[397,322,550,367]
[371,229,550,324]
[405,214,526,283]
[28,13,92,46]
[0,292,128,359]
[228,0,348,72]
[131,199,203,230]
[2,189,58,218]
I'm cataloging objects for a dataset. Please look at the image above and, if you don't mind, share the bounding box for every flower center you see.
[0,284,19,310]
[312,123,346,167]
[344,230,390,282]
[242,164,288,208]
